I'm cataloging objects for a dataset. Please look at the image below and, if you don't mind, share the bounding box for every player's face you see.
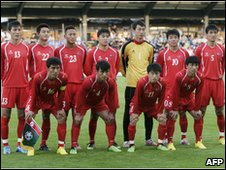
[65,29,76,44]
[9,26,22,41]
[98,33,110,46]
[186,63,199,76]
[206,30,218,43]
[96,69,109,82]
[167,34,179,47]
[148,71,160,83]
[48,65,60,80]
[134,25,146,40]
[39,27,50,42]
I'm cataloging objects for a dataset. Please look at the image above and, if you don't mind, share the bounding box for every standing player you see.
[156,29,190,148]
[29,23,54,151]
[1,20,29,154]
[73,60,121,154]
[127,63,168,152]
[25,57,68,156]
[84,28,120,149]
[165,56,206,150]
[55,25,86,154]
[195,24,225,145]
[120,20,156,147]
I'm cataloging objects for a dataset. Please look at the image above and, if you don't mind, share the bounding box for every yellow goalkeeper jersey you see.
[120,39,154,87]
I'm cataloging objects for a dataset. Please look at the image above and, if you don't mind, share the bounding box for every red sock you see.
[179,115,188,139]
[89,119,97,143]
[158,124,167,142]
[1,117,10,146]
[106,123,115,146]
[217,114,225,135]
[113,120,117,140]
[72,124,81,147]
[41,118,50,145]
[128,124,136,141]
[17,117,25,139]
[194,118,203,142]
[167,119,176,143]
[57,123,66,147]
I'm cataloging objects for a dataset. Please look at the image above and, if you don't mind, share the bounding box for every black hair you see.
[65,25,76,33]
[36,23,50,33]
[132,20,146,30]
[97,28,110,37]
[166,29,180,39]
[205,24,219,34]
[96,60,110,72]
[185,56,200,65]
[7,20,21,31]
[147,63,162,73]
[46,57,61,68]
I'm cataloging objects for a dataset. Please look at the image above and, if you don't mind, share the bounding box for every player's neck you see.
[10,39,21,45]
[207,41,216,48]
[98,44,109,51]
[38,40,48,46]
[66,43,76,48]
[169,46,179,52]
[187,70,195,78]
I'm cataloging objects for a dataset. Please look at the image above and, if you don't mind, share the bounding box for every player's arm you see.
[57,73,68,111]
[194,75,204,111]
[149,45,154,64]
[106,79,118,113]
[194,46,202,72]
[115,50,120,78]
[156,51,164,77]
[119,42,129,77]
[1,45,5,80]
[84,50,94,76]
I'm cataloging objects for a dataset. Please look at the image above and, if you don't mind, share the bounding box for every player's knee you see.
[215,106,224,116]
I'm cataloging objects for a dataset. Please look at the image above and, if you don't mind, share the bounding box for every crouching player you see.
[25,57,68,156]
[127,63,168,152]
[73,60,121,154]
[165,56,206,150]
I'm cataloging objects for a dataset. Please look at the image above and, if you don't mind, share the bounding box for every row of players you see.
[1,20,225,156]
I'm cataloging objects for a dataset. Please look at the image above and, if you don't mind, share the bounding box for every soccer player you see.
[29,23,55,151]
[1,20,29,154]
[120,20,156,148]
[54,25,86,154]
[25,57,68,156]
[156,29,190,147]
[73,60,121,153]
[127,63,168,152]
[195,24,225,145]
[165,56,206,150]
[84,28,120,150]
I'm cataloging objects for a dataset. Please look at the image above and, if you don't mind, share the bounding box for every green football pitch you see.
[1,76,225,168]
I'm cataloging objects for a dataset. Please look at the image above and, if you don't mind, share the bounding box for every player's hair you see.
[205,24,219,34]
[166,29,180,39]
[185,56,200,65]
[147,63,162,73]
[65,25,76,33]
[7,20,21,31]
[46,57,61,68]
[97,28,110,37]
[96,60,110,72]
[36,23,50,33]
[132,20,146,30]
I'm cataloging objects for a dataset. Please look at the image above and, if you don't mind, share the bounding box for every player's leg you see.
[144,112,157,146]
[166,110,177,151]
[127,113,139,152]
[215,106,225,145]
[1,108,11,154]
[156,112,168,151]
[123,87,136,147]
[87,110,99,149]
[179,111,188,144]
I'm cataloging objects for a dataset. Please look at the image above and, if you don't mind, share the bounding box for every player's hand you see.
[74,113,83,126]
[130,113,139,125]
[157,113,167,124]
[108,112,115,124]
[192,110,203,120]
[57,109,66,123]
[169,110,178,120]
[25,111,34,121]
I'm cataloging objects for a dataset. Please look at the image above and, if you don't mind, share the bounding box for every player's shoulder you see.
[144,40,155,49]
[58,72,68,81]
[34,71,47,81]
[216,43,225,50]
[121,39,133,52]
[55,44,65,51]
[138,75,149,84]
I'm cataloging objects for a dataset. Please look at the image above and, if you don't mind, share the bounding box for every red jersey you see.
[1,41,29,87]
[171,69,203,111]
[156,48,189,90]
[131,75,166,114]
[76,74,117,112]
[84,46,120,79]
[55,44,86,83]
[29,43,54,78]
[26,71,68,112]
[195,43,225,80]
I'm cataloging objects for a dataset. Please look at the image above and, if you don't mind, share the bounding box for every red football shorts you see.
[201,79,225,107]
[1,87,29,109]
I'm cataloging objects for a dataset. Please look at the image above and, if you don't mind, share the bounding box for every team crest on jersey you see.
[47,89,55,94]
[9,50,13,55]
[205,52,209,56]
[37,51,41,56]
[167,56,171,60]
[98,56,102,60]
[76,52,81,56]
